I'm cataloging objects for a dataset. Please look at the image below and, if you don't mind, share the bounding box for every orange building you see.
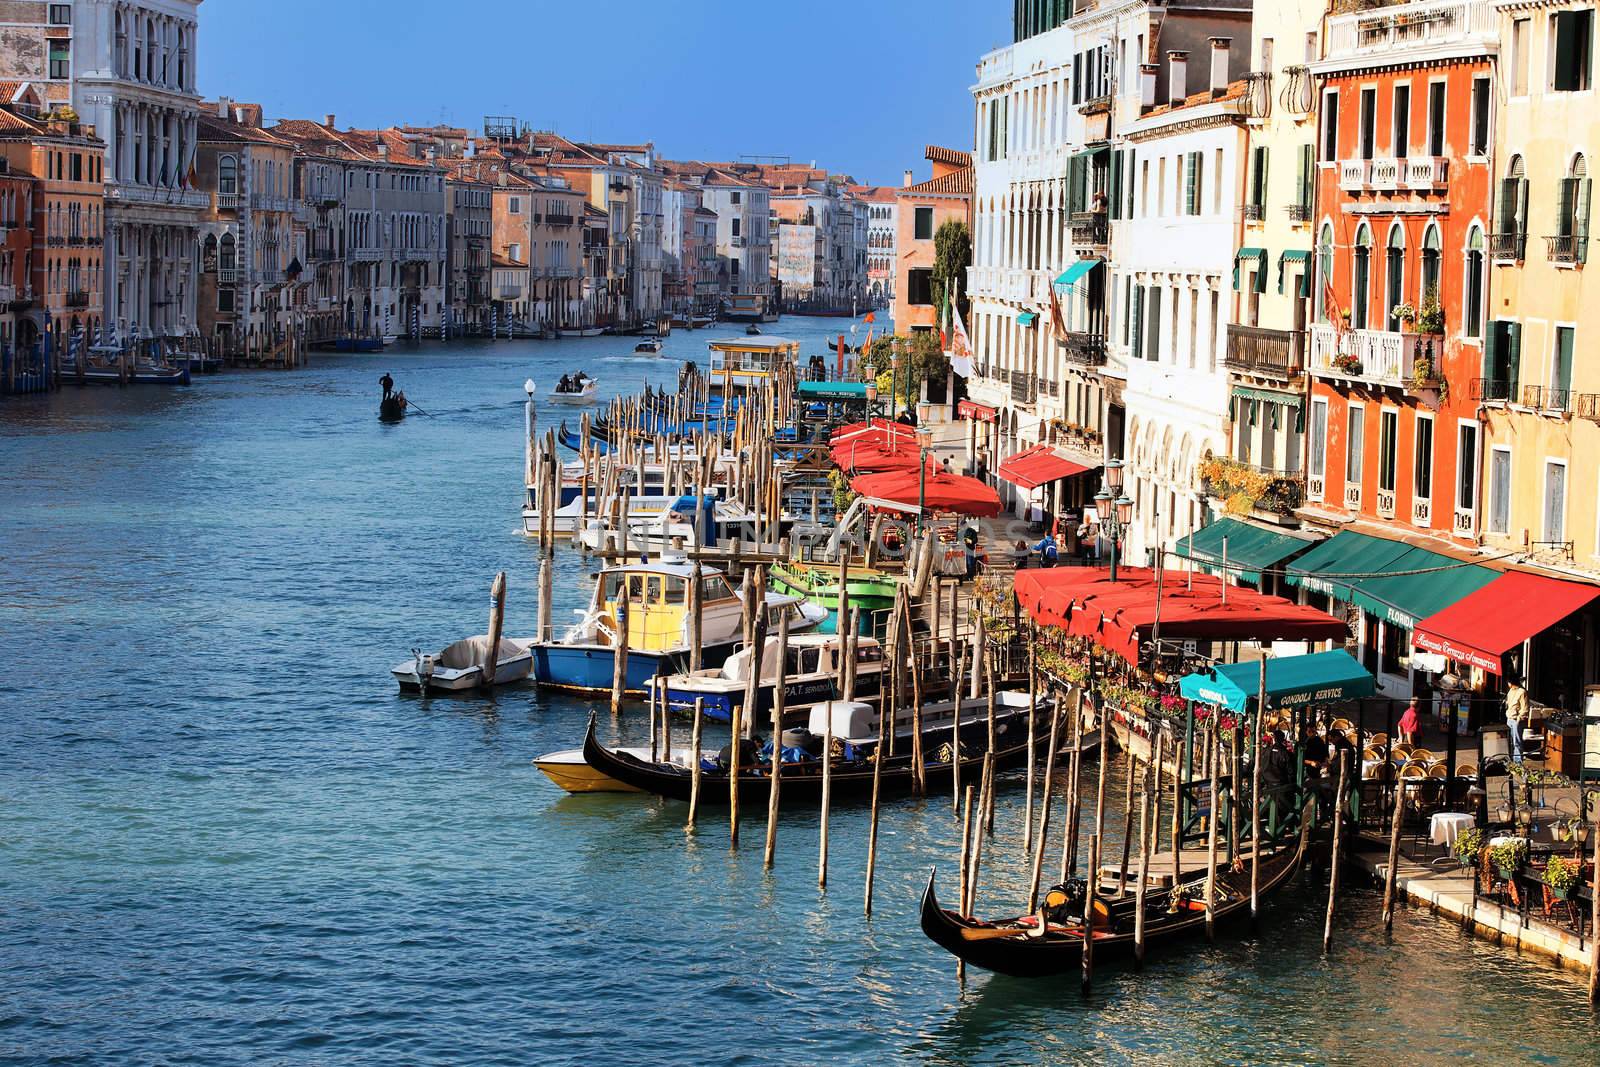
[893,145,972,335]
[0,87,104,355]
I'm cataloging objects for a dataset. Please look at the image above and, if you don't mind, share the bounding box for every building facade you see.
[445,167,492,336]
[893,146,972,336]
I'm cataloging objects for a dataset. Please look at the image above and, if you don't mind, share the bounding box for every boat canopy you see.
[1177,650,1375,713]
[1013,567,1349,664]
[798,381,870,400]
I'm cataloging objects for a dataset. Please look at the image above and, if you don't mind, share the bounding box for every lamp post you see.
[1095,459,1134,582]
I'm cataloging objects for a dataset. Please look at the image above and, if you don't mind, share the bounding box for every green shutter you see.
[1507,321,1522,397]
[1559,177,1579,238]
[1556,327,1574,393]
[1131,284,1144,358]
[1483,321,1502,384]
[1254,254,1269,294]
[1069,154,1087,213]
[1109,149,1123,220]
[1579,179,1592,264]
[1496,177,1518,236]
[1146,286,1162,360]
[1555,11,1579,90]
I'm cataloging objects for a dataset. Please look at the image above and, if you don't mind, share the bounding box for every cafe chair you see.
[1368,732,1389,748]
[1454,762,1478,780]
[1427,763,1449,779]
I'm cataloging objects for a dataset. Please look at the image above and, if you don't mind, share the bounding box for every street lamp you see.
[1095,460,1134,582]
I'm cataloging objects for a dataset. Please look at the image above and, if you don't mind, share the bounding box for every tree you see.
[930,219,972,329]
[860,331,950,410]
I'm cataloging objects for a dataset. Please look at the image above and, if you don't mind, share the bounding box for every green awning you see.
[1017,312,1038,327]
[1055,258,1104,287]
[1233,247,1268,292]
[1179,650,1376,713]
[1279,249,1313,297]
[1284,530,1499,630]
[1232,385,1303,411]
[798,380,869,400]
[1173,517,1310,585]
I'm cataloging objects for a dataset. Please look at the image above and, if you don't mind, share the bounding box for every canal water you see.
[2,319,1595,1065]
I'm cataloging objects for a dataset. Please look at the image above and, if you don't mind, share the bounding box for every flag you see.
[836,333,845,376]
[864,312,876,324]
[1322,276,1345,337]
[1047,274,1067,340]
[948,301,973,379]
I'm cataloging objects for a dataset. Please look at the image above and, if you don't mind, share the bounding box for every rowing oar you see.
[405,402,435,417]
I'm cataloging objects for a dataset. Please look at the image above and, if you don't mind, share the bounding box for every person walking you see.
[1397,697,1421,746]
[1504,678,1529,762]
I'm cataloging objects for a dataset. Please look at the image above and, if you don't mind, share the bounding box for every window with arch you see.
[1317,222,1335,322]
[1464,225,1485,338]
[219,234,236,272]
[1555,154,1591,264]
[1386,224,1406,331]
[1353,224,1373,330]
[218,155,237,196]
[1495,155,1529,260]
[1421,224,1442,303]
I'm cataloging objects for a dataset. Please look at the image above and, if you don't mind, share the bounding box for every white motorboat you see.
[573,496,760,553]
[550,374,598,404]
[392,635,535,692]
[634,336,664,355]
[653,632,885,723]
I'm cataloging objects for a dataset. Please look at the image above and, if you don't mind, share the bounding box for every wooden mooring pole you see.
[1323,749,1350,953]
[686,697,705,832]
[763,613,789,870]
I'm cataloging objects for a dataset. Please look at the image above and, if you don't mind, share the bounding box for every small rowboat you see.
[549,375,598,404]
[918,799,1317,978]
[391,636,534,692]
[533,745,719,793]
[379,395,407,422]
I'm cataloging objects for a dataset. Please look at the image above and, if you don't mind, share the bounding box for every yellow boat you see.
[533,746,718,793]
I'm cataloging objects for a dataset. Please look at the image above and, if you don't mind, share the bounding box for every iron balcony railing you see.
[1070,212,1108,247]
[1522,384,1573,412]
[1011,372,1036,405]
[1470,377,1514,402]
[1490,231,1527,261]
[1546,235,1583,264]
[1286,203,1313,223]
[1225,324,1304,378]
[1063,331,1107,366]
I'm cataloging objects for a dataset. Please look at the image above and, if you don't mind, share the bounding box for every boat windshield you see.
[602,571,690,605]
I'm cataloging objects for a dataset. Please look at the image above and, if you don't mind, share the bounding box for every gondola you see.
[379,395,407,422]
[579,702,1085,806]
[918,800,1318,978]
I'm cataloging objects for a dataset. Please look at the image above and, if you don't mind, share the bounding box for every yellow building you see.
[1218,1,1326,528]
[1481,1,1596,575]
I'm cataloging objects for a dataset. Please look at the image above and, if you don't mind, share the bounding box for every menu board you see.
[1584,687,1600,774]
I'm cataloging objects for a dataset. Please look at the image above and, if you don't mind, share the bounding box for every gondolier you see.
[380,372,394,399]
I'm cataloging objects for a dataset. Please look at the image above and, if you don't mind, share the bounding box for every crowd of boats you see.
[381,329,1359,983]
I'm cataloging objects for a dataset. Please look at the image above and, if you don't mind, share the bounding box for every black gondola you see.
[918,800,1317,978]
[379,395,407,422]
[579,708,1093,806]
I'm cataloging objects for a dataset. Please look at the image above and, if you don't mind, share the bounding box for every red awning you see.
[1412,570,1600,675]
[1014,567,1349,664]
[997,444,1094,491]
[831,438,934,474]
[830,418,920,447]
[850,470,1002,517]
[957,400,998,423]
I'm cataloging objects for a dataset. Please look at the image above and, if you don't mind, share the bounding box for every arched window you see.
[1557,154,1590,264]
[1421,224,1442,303]
[218,155,237,196]
[1386,224,1406,331]
[1317,222,1335,323]
[1464,225,1485,338]
[1496,155,1528,260]
[202,233,217,272]
[1353,224,1372,330]
[219,233,236,272]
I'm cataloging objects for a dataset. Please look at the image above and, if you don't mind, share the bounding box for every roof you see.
[491,253,524,268]
[1137,80,1250,121]
[924,145,972,169]
[899,167,974,198]
[197,115,292,148]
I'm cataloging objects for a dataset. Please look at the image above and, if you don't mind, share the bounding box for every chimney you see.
[1209,37,1232,97]
[1168,50,1189,106]
[1140,63,1158,110]
[903,169,914,187]
[425,145,437,163]
[465,138,477,159]
[377,141,389,162]
[216,96,230,119]
[324,113,336,129]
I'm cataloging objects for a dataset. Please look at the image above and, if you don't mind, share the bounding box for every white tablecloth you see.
[1430,812,1476,847]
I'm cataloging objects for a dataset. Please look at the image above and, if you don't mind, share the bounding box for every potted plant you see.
[1392,302,1417,329]
[1487,838,1528,880]
[1416,288,1445,335]
[1543,855,1581,900]
[1453,826,1485,869]
[1332,351,1363,375]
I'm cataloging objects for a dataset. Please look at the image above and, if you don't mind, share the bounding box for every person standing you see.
[1397,697,1421,746]
[380,372,394,400]
[1504,678,1529,762]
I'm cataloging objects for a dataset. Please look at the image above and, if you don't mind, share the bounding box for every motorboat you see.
[571,495,760,553]
[634,336,664,355]
[771,561,899,635]
[529,561,825,695]
[524,492,728,540]
[549,374,598,404]
[745,324,762,336]
[561,326,604,338]
[653,631,884,723]
[391,635,535,693]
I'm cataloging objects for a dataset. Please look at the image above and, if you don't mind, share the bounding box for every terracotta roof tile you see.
[898,167,974,197]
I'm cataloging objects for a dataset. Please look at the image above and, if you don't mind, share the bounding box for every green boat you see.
[771,562,899,635]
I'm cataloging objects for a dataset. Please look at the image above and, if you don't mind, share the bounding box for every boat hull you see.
[531,641,735,695]
[392,647,533,692]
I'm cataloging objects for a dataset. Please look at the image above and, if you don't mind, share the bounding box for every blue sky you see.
[198,0,1008,186]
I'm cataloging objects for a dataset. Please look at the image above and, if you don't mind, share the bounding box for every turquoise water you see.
[2,319,1596,1065]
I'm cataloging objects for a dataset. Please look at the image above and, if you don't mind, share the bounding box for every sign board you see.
[777,225,816,290]
[1585,686,1600,774]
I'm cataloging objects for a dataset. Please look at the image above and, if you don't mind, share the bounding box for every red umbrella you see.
[850,469,1002,517]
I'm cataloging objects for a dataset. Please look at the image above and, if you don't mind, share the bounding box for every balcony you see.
[1489,231,1527,261]
[349,248,383,262]
[105,181,209,209]
[1522,384,1573,413]
[1286,203,1314,223]
[1470,377,1514,402]
[258,269,285,284]
[1070,211,1108,248]
[1405,156,1449,190]
[1078,94,1112,116]
[1577,394,1600,421]
[1324,0,1497,65]
[1241,204,1266,223]
[1308,323,1444,392]
[251,194,295,213]
[495,284,523,301]
[1370,157,1403,191]
[215,192,240,211]
[546,213,574,227]
[1225,324,1304,379]
[1200,456,1306,517]
[216,268,239,284]
[1063,332,1107,366]
[1243,72,1273,119]
[1546,235,1584,264]
[65,290,90,308]
[1010,371,1036,405]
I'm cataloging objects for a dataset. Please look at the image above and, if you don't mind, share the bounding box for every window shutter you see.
[1296,144,1309,210]
[1110,149,1123,220]
[1069,154,1087,213]
[1555,11,1578,90]
[1507,321,1522,396]
[1259,148,1270,209]
[1579,179,1592,263]
[1232,252,1242,291]
[1482,321,1500,383]
[1254,254,1268,294]
[1184,152,1197,215]
[1146,286,1162,360]
[1496,177,1517,235]
[1131,284,1144,357]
